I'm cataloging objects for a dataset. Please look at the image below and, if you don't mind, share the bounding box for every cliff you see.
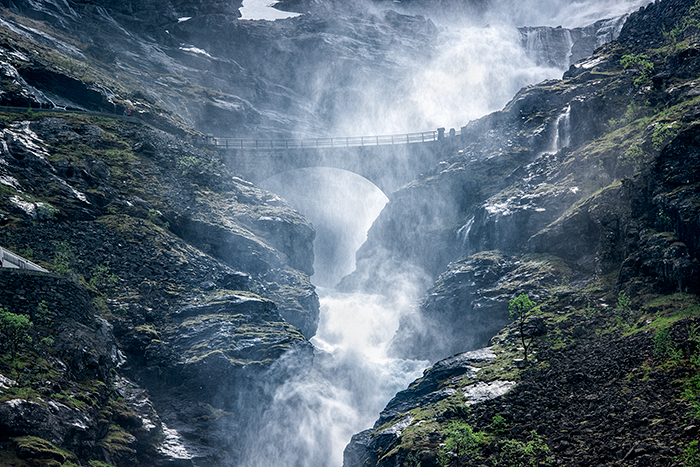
[0,105,317,465]
[0,0,438,136]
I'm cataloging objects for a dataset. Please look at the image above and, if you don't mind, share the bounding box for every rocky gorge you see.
[0,0,699,466]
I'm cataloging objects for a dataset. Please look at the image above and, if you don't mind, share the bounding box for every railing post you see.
[361,136,364,146]
[256,140,259,149]
[407,134,409,144]
[331,138,333,148]
[346,137,349,147]
[391,135,394,144]
[376,136,379,145]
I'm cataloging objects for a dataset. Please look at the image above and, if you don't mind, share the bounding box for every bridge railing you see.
[210,130,446,150]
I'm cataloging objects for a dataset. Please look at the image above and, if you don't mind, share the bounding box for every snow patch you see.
[179,46,212,58]
[239,0,301,21]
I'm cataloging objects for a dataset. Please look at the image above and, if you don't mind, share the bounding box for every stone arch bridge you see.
[212,128,462,194]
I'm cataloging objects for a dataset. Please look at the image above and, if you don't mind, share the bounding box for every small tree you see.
[509,294,538,363]
[0,308,33,359]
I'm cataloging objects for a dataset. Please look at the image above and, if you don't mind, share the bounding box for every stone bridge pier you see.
[216,138,457,195]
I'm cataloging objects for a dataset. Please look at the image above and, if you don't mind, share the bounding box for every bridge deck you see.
[210,128,461,150]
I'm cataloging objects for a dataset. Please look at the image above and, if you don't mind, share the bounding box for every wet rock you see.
[462,380,516,405]
[390,251,565,362]
[343,348,514,467]
[376,348,495,428]
[520,16,627,70]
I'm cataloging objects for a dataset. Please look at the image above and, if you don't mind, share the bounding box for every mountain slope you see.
[343,0,700,465]
[0,108,318,465]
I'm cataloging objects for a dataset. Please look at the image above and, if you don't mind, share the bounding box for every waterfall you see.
[548,105,571,154]
[247,169,429,467]
[520,26,576,69]
[457,216,475,250]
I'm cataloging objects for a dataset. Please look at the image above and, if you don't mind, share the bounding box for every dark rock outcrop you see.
[390,251,570,362]
[0,269,180,466]
[0,0,439,136]
[0,111,319,465]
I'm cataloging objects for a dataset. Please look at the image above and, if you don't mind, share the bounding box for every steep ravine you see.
[0,0,699,467]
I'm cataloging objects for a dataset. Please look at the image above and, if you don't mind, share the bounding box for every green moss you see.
[100,396,140,427]
[12,436,76,464]
[134,324,160,339]
[641,293,700,331]
[204,289,266,303]
[89,461,117,467]
[97,425,136,456]
[189,403,234,423]
[652,121,683,151]
[53,391,88,410]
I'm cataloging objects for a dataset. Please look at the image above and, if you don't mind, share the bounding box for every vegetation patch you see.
[97,425,136,457]
[12,436,76,463]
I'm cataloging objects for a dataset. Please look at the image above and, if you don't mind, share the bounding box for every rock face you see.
[0,110,318,465]
[343,0,700,362]
[344,348,505,467]
[0,0,439,136]
[389,251,568,362]
[519,16,628,69]
[0,270,169,466]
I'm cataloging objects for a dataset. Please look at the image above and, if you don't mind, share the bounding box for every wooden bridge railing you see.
[209,129,462,150]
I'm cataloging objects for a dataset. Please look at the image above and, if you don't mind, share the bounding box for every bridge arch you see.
[257,167,388,287]
[216,140,454,195]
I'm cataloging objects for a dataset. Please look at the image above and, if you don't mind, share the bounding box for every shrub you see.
[499,431,553,466]
[52,240,76,276]
[669,0,700,43]
[620,54,654,88]
[680,440,700,467]
[509,294,539,363]
[0,307,33,359]
[438,421,487,466]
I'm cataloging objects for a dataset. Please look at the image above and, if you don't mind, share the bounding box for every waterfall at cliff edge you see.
[246,169,428,467]
[238,1,653,466]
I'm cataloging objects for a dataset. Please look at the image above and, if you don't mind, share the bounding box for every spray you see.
[231,2,657,466]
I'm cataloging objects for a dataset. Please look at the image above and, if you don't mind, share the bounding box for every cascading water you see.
[236,2,655,466]
[548,105,572,154]
[457,216,475,250]
[246,169,428,467]
[239,288,428,467]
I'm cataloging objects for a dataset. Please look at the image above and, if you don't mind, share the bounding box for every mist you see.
[238,289,427,467]
[232,1,654,466]
[259,168,388,288]
[328,0,651,135]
